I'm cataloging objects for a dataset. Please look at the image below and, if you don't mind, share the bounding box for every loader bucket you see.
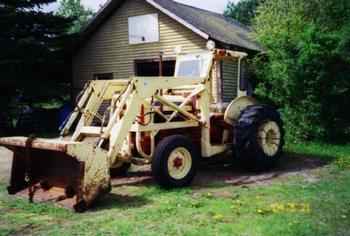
[0,137,111,212]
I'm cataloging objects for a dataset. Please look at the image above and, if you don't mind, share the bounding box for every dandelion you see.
[257,209,264,214]
[268,202,311,214]
[213,214,224,221]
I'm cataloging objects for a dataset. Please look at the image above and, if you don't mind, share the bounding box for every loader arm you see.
[101,77,205,165]
[59,82,93,137]
[60,80,131,141]
[0,76,207,212]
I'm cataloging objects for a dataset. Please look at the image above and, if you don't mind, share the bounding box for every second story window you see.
[128,14,159,45]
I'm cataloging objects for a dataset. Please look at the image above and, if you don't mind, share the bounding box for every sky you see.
[46,0,238,14]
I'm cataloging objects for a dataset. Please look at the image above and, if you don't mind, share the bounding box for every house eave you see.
[73,0,261,53]
[145,0,209,40]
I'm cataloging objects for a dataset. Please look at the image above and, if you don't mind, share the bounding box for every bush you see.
[252,0,350,142]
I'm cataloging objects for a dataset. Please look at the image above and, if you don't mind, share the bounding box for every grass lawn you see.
[0,143,350,236]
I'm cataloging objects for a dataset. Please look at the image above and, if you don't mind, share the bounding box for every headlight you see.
[206,40,216,51]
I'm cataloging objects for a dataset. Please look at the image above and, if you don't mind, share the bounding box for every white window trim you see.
[128,13,160,45]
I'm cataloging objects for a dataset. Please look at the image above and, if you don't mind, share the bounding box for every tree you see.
[0,0,73,87]
[224,0,263,25]
[0,0,73,126]
[253,0,350,141]
[57,0,94,34]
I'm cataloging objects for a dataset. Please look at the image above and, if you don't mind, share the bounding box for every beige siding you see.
[222,59,238,102]
[73,0,206,88]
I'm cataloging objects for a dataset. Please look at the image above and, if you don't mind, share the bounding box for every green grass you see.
[286,142,350,160]
[286,142,350,170]
[0,142,350,236]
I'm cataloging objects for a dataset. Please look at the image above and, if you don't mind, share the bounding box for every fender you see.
[224,96,258,125]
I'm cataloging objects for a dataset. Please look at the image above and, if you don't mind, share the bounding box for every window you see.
[135,59,175,76]
[128,14,159,44]
[176,60,201,77]
[94,73,113,80]
[175,53,213,77]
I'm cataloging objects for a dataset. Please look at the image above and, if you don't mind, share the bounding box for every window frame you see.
[128,13,160,45]
[93,73,113,80]
[174,52,213,78]
[134,58,176,76]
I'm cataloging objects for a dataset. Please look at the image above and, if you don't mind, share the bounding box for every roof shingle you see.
[79,0,262,52]
[152,0,262,51]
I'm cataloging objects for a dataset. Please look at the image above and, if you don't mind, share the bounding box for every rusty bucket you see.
[0,137,111,212]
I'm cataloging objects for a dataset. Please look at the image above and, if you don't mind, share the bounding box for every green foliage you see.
[57,0,94,34]
[0,0,73,131]
[0,0,72,72]
[224,0,263,25]
[0,0,73,92]
[253,0,350,142]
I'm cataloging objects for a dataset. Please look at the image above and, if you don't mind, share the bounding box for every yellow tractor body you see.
[0,47,284,212]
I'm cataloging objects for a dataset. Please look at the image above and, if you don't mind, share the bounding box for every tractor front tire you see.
[234,105,284,172]
[152,135,198,188]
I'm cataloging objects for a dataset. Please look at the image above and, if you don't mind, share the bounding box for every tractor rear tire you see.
[152,135,199,188]
[234,105,284,172]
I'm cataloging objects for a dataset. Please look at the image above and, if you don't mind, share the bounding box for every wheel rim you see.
[257,121,281,157]
[167,147,192,180]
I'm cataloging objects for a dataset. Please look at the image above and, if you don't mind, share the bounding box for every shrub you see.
[252,0,350,142]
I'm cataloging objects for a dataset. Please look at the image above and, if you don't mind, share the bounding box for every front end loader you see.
[0,43,284,212]
[2,138,110,212]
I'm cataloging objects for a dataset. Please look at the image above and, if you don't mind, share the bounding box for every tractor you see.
[0,41,284,212]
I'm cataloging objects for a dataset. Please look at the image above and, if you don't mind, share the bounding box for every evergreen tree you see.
[0,0,72,93]
[0,0,73,126]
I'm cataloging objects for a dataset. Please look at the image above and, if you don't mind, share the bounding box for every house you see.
[72,0,261,101]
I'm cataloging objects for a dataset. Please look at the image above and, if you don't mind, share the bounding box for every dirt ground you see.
[110,152,326,191]
[0,146,326,197]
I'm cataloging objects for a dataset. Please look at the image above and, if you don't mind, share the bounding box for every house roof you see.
[79,0,262,52]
